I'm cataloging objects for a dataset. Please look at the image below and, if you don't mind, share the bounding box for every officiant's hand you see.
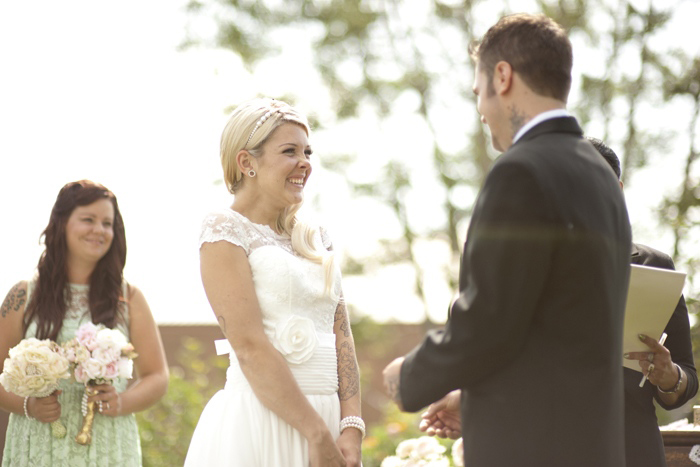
[419,389,462,439]
[27,389,62,423]
[382,357,405,410]
[624,334,677,390]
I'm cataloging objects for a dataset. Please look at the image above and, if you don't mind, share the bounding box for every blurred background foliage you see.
[182,0,700,319]
[136,338,227,466]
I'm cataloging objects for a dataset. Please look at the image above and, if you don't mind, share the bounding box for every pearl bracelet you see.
[23,396,34,420]
[340,415,366,439]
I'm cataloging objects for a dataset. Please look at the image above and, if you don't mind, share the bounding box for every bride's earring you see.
[248,169,256,177]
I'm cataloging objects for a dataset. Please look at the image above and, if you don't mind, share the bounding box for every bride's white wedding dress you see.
[185,209,342,466]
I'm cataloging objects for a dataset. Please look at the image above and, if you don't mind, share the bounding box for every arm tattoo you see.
[334,301,351,337]
[337,341,360,401]
[1,283,26,319]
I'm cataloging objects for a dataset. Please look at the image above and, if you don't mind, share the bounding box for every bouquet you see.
[63,322,137,445]
[0,337,71,438]
[381,436,464,467]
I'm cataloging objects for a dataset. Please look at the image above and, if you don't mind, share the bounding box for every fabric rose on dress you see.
[272,315,318,364]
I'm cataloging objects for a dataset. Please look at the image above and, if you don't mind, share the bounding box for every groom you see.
[383,14,632,467]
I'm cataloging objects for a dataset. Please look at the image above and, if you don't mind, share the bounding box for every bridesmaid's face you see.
[65,199,115,265]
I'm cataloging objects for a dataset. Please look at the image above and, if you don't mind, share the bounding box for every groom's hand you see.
[419,389,462,439]
[382,357,405,410]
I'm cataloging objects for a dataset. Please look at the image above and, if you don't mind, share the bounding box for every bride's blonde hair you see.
[221,98,339,298]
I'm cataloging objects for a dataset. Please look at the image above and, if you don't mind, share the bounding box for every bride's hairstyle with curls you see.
[221,98,338,297]
[23,180,127,341]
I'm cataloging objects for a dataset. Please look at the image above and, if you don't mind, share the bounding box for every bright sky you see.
[1,1,698,325]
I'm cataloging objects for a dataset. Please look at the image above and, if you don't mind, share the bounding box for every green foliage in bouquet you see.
[136,337,227,466]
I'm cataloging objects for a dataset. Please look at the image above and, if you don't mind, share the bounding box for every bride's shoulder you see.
[199,208,253,253]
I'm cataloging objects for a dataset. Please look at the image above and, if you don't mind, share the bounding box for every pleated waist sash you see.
[215,332,339,396]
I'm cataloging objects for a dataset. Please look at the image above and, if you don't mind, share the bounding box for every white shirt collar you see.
[512,109,571,144]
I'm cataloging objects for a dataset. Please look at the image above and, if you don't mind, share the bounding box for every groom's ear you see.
[493,61,513,96]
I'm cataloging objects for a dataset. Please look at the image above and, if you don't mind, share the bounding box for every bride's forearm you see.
[237,338,329,441]
[334,300,361,417]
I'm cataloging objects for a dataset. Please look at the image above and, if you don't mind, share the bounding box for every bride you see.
[184,98,363,466]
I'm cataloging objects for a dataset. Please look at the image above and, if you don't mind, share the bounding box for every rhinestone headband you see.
[245,109,277,148]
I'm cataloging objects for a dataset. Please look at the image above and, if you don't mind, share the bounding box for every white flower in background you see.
[414,436,446,459]
[382,435,459,467]
[273,315,319,364]
[451,438,464,467]
[380,456,404,467]
[396,439,419,458]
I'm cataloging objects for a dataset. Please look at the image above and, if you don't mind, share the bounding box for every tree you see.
[183,0,700,325]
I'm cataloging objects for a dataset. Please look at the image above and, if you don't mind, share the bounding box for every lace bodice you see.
[199,209,341,336]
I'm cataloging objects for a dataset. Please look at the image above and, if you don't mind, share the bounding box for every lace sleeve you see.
[199,210,251,255]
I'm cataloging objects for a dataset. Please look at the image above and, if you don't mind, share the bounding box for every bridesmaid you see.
[0,180,168,466]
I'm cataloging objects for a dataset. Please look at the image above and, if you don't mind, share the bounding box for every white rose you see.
[272,316,318,365]
[95,328,128,354]
[47,354,71,380]
[82,358,105,381]
[396,439,418,459]
[414,436,445,459]
[22,345,53,367]
[380,456,406,467]
[116,358,134,379]
[92,348,115,366]
[451,438,464,467]
[25,375,52,395]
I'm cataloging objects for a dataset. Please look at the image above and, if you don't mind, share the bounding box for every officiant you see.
[591,136,698,467]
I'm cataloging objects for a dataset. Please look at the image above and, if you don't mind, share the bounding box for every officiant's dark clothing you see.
[624,243,698,467]
[400,117,632,467]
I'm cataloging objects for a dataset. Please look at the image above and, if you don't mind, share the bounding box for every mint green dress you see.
[2,283,142,467]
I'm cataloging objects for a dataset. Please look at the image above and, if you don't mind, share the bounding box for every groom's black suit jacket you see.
[400,117,632,467]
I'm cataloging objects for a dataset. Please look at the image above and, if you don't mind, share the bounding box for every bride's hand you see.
[337,428,362,466]
[309,431,346,467]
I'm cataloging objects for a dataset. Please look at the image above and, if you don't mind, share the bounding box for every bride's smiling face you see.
[253,123,313,209]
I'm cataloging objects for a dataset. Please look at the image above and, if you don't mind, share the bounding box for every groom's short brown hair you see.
[470,13,573,102]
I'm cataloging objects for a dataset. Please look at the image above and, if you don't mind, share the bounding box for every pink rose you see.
[76,323,99,351]
[103,362,119,380]
[74,365,88,384]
